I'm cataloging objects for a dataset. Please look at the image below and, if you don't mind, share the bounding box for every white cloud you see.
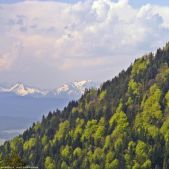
[0,0,169,87]
[0,53,11,70]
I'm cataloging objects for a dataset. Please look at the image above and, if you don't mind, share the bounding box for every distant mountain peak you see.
[9,82,25,91]
[2,82,45,97]
[0,80,99,98]
[51,80,99,98]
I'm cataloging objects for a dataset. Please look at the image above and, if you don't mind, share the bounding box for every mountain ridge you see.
[0,80,99,99]
[2,43,169,168]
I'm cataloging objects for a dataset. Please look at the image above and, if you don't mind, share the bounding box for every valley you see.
[0,80,98,143]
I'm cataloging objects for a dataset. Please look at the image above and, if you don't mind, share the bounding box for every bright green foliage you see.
[92,147,104,162]
[10,136,23,152]
[105,152,117,169]
[143,84,162,121]
[105,152,114,163]
[81,119,97,141]
[103,135,112,150]
[126,96,133,106]
[135,84,162,139]
[90,163,100,169]
[128,79,141,95]
[105,159,119,169]
[61,161,70,169]
[109,103,129,154]
[23,138,37,151]
[60,145,71,160]
[135,141,150,162]
[131,58,149,77]
[42,135,48,146]
[161,116,169,142]
[94,118,105,143]
[45,156,55,169]
[156,63,169,85]
[33,122,41,132]
[124,141,136,168]
[99,90,107,101]
[73,147,82,157]
[72,107,78,114]
[71,118,84,140]
[109,103,129,139]
[53,120,70,143]
[165,91,169,107]
[133,141,152,168]
[141,160,151,169]
[132,162,140,169]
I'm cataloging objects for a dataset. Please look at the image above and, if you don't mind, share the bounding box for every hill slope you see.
[1,43,169,168]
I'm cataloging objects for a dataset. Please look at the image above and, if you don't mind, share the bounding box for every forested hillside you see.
[2,43,169,169]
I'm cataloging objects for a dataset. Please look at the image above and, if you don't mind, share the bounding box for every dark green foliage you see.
[3,152,26,169]
[2,43,169,168]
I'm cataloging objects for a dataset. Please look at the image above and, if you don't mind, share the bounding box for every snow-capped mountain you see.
[0,80,99,99]
[50,80,99,99]
[0,82,47,97]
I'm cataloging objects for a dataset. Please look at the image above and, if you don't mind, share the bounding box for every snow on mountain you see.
[0,80,99,99]
[0,82,46,97]
[51,80,99,98]
[73,80,99,94]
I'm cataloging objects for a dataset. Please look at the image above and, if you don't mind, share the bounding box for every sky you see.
[0,0,169,7]
[0,0,169,88]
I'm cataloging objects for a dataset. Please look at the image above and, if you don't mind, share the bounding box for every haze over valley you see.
[0,80,98,143]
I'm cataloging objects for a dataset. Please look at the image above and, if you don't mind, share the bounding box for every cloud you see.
[0,0,169,87]
[0,53,11,70]
[0,42,20,71]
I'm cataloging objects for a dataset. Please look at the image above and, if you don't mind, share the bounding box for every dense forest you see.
[2,43,169,169]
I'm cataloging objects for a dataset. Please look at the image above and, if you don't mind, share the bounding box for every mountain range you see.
[0,80,99,99]
[1,43,169,168]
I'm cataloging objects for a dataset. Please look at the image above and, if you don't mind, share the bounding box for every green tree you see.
[131,58,149,77]
[90,163,100,169]
[135,84,162,139]
[45,156,55,169]
[23,137,37,151]
[3,152,25,169]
